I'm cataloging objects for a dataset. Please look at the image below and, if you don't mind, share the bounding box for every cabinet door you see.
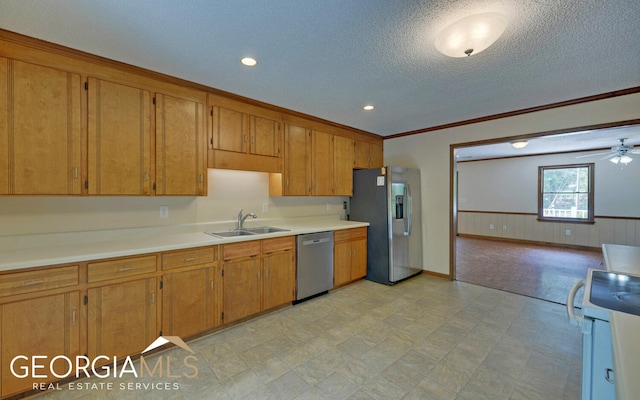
[370,142,383,168]
[250,115,280,157]
[222,259,261,323]
[87,278,157,359]
[162,266,216,338]
[87,78,153,195]
[333,241,352,287]
[263,251,295,310]
[1,292,80,397]
[284,124,311,195]
[353,140,371,169]
[212,106,245,153]
[333,135,353,196]
[312,130,333,195]
[0,58,7,194]
[351,238,368,280]
[155,93,206,195]
[6,59,81,194]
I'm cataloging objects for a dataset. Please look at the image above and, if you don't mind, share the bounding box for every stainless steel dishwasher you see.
[296,231,334,302]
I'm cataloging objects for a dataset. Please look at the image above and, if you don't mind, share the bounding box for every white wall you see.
[384,92,640,275]
[0,169,348,237]
[457,151,640,217]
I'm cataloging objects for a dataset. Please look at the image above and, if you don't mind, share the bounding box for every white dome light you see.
[435,13,507,58]
[241,57,257,66]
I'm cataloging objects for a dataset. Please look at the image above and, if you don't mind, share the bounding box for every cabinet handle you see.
[72,309,77,324]
[184,257,197,263]
[145,171,149,182]
[210,280,214,291]
[23,280,45,286]
[605,368,615,384]
[73,167,78,179]
[257,270,260,280]
[151,291,155,305]
[118,267,133,272]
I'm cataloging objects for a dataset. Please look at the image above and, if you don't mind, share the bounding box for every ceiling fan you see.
[577,138,640,164]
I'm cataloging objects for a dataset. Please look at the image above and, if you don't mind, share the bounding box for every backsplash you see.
[0,169,348,238]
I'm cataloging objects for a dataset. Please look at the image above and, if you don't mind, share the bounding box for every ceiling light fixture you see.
[363,105,374,111]
[510,140,528,149]
[241,57,257,66]
[610,154,633,165]
[435,12,507,58]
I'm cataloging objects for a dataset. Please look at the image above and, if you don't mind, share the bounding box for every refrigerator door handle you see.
[405,183,412,236]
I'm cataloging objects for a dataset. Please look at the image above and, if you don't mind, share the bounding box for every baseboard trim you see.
[457,233,601,251]
[421,270,452,280]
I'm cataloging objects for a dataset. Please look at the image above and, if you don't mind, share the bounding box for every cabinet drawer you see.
[88,255,157,283]
[162,247,216,270]
[0,265,79,297]
[222,241,261,261]
[262,236,295,254]
[334,227,367,242]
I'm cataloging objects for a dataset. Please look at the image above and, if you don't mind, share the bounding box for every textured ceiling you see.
[0,0,638,138]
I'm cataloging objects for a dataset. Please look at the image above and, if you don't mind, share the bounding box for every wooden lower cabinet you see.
[87,277,157,359]
[222,258,262,323]
[263,249,295,310]
[334,228,368,287]
[0,292,81,398]
[162,266,219,338]
[222,237,295,324]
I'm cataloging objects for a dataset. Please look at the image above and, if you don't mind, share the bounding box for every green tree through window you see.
[538,163,594,222]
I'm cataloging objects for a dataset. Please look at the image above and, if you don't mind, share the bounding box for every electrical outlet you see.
[489,224,494,230]
[159,205,169,218]
[565,229,571,236]
[502,225,507,231]
[262,203,269,213]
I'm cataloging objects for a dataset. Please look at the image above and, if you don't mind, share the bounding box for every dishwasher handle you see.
[302,237,331,246]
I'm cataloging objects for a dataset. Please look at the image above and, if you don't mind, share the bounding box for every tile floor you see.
[36,275,582,400]
[456,236,603,304]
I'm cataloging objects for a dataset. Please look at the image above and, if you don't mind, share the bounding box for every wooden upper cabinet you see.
[155,92,206,195]
[1,58,82,194]
[354,135,384,169]
[370,142,383,167]
[311,130,333,195]
[250,115,280,157]
[212,106,245,153]
[333,135,354,196]
[283,123,312,195]
[87,78,153,195]
[208,94,282,173]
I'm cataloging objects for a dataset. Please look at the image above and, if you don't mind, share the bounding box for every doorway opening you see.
[450,120,640,304]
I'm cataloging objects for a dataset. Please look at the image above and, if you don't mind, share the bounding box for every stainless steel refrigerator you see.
[351,166,423,285]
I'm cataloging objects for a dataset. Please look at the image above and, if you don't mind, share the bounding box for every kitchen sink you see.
[204,226,290,238]
[204,230,256,238]
[243,226,290,234]
[589,270,640,316]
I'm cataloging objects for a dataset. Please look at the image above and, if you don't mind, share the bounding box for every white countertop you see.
[0,217,369,272]
[601,244,640,400]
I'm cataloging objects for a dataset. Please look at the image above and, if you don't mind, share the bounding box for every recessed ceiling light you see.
[510,140,528,149]
[241,57,257,66]
[363,105,374,111]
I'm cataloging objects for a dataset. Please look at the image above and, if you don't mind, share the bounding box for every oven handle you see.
[566,279,585,327]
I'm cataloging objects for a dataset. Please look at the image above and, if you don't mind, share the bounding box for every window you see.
[538,163,594,223]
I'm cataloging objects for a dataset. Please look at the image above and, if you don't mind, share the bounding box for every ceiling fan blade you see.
[631,148,640,154]
[599,153,616,160]
[576,152,610,158]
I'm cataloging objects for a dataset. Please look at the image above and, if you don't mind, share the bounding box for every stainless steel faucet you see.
[237,209,257,230]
